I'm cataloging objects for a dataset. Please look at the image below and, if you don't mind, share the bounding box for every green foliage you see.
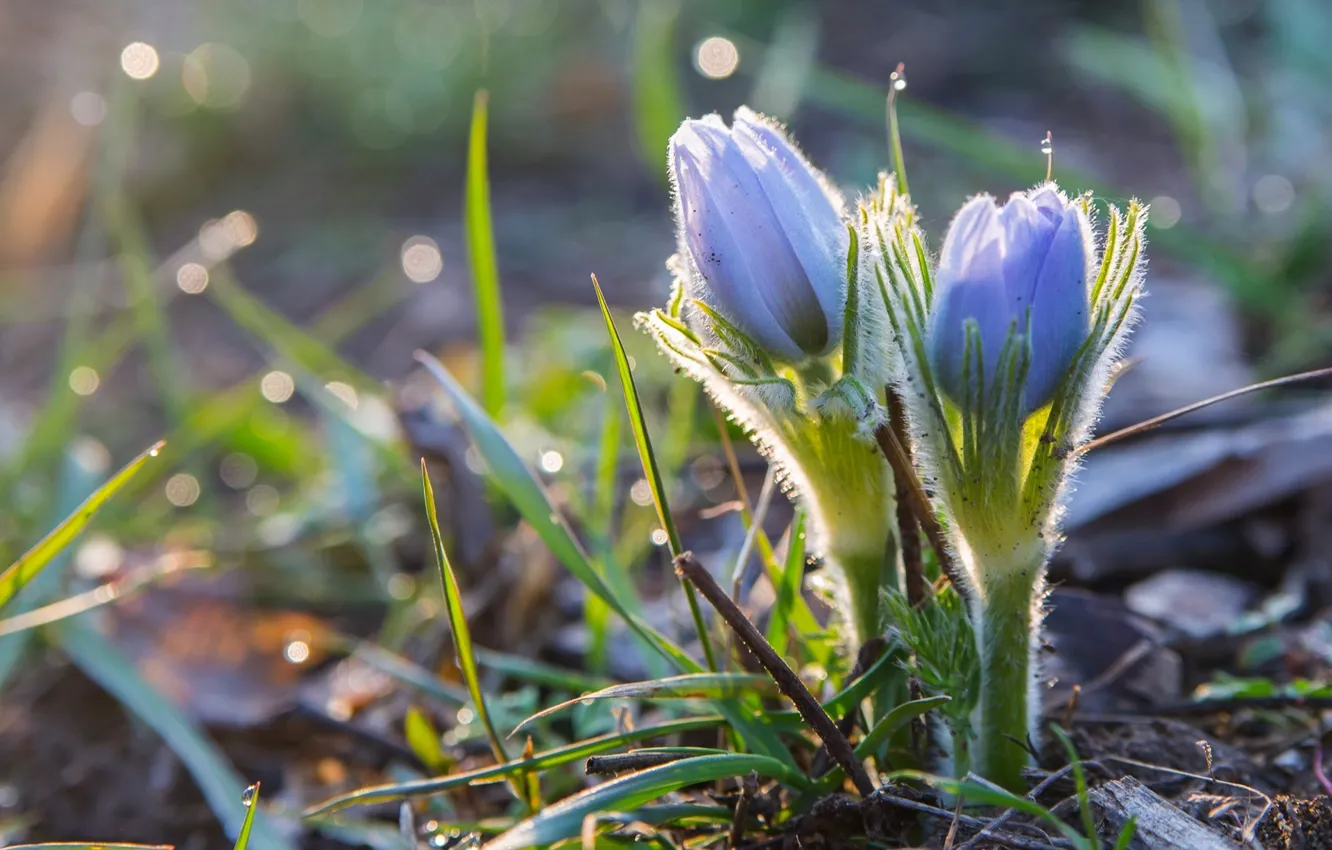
[465,90,507,419]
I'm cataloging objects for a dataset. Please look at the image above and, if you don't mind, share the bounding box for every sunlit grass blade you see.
[511,673,781,734]
[0,439,163,613]
[304,715,729,815]
[58,619,294,850]
[414,350,694,672]
[3,845,173,850]
[404,706,448,774]
[592,276,717,672]
[233,782,260,850]
[1052,724,1099,847]
[422,461,528,807]
[485,753,806,850]
[810,695,950,794]
[465,90,506,418]
[631,0,684,183]
[766,511,808,653]
[889,769,1095,849]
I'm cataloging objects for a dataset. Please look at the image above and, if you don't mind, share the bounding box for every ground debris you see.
[1255,795,1332,850]
[1089,776,1240,849]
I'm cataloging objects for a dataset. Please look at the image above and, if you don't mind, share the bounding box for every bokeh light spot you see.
[298,0,363,37]
[69,92,107,126]
[220,452,258,489]
[539,450,564,474]
[182,43,252,110]
[401,236,443,283]
[1253,174,1295,214]
[325,381,359,409]
[176,262,210,294]
[166,473,202,507]
[121,42,160,80]
[261,371,295,403]
[695,36,739,79]
[1148,195,1181,229]
[69,366,100,396]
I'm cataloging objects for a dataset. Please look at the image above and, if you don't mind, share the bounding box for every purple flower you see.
[670,108,848,363]
[927,185,1089,412]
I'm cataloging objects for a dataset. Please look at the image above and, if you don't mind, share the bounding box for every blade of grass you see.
[587,379,625,672]
[0,439,163,613]
[810,695,950,794]
[1051,725,1099,847]
[766,511,808,653]
[422,461,529,808]
[511,673,780,734]
[234,783,260,850]
[3,845,173,850]
[465,90,506,419]
[416,351,794,769]
[890,769,1093,849]
[58,618,294,850]
[305,715,730,815]
[631,0,684,183]
[485,753,803,850]
[592,276,717,672]
[414,350,692,670]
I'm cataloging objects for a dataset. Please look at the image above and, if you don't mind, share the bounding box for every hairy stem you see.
[973,562,1042,792]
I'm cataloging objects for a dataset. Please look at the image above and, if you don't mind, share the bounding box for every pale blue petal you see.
[733,109,846,353]
[928,275,1013,405]
[940,195,1002,278]
[1025,205,1088,407]
[670,122,817,361]
[999,195,1058,307]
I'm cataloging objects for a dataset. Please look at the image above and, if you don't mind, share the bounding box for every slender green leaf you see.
[305,716,729,814]
[58,619,294,850]
[890,770,1093,849]
[404,706,447,773]
[4,845,173,850]
[234,783,260,850]
[0,440,163,613]
[631,0,684,183]
[1113,818,1138,850]
[766,511,808,651]
[812,696,949,794]
[486,754,802,850]
[476,646,613,692]
[465,90,506,418]
[422,461,522,803]
[414,350,691,670]
[1051,724,1099,846]
[512,673,780,734]
[592,277,716,672]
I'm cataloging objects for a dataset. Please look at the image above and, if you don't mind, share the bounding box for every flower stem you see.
[973,565,1041,792]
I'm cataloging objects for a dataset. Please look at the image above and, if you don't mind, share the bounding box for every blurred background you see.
[1,0,1331,845]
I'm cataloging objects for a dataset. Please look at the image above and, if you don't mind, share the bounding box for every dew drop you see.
[241,783,257,807]
[890,69,907,92]
[1040,135,1054,156]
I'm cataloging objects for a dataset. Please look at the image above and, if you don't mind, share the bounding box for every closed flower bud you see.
[927,185,1089,413]
[670,108,848,363]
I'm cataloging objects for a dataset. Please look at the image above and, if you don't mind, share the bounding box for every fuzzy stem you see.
[973,561,1042,792]
[827,542,896,649]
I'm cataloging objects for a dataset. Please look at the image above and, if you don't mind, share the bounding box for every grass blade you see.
[484,753,803,850]
[631,0,684,183]
[512,673,780,734]
[1051,724,1099,846]
[766,511,808,652]
[465,90,506,418]
[414,350,694,671]
[0,439,163,613]
[422,461,527,806]
[305,716,729,815]
[890,769,1092,848]
[810,695,951,795]
[234,782,260,850]
[58,618,293,850]
[592,276,717,672]
[4,845,173,850]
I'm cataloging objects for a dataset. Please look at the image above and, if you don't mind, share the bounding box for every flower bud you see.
[670,108,848,363]
[927,185,1089,413]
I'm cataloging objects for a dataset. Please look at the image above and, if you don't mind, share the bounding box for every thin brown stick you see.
[886,387,927,606]
[729,770,757,849]
[871,418,968,603]
[810,637,886,778]
[674,552,875,797]
[585,751,688,775]
[1077,365,1332,456]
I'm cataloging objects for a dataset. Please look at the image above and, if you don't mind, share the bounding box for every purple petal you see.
[669,122,821,361]
[732,109,846,353]
[1025,205,1089,407]
[928,270,1014,404]
[999,195,1058,307]
[940,196,1003,279]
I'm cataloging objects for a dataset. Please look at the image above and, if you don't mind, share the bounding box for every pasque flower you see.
[928,186,1089,413]
[867,178,1148,790]
[640,109,904,648]
[670,108,849,364]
